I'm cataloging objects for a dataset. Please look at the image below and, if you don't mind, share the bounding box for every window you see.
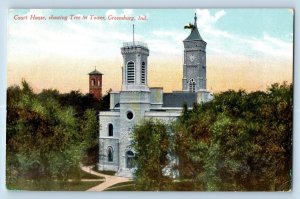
[108,124,113,136]
[127,111,134,120]
[141,62,146,84]
[126,151,134,168]
[97,80,101,86]
[127,61,135,84]
[189,79,196,92]
[107,147,113,162]
[91,79,95,86]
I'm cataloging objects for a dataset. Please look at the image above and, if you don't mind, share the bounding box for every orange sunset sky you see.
[7,9,294,94]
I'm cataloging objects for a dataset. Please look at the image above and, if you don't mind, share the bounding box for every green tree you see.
[247,83,292,191]
[80,109,99,165]
[37,87,111,166]
[6,81,90,189]
[131,120,172,191]
[172,82,292,191]
[202,115,253,191]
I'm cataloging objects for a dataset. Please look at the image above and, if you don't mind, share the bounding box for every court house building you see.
[97,14,213,178]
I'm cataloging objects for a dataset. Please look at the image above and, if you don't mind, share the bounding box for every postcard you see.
[7,9,293,191]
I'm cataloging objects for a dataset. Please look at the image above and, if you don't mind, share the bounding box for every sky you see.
[7,9,294,94]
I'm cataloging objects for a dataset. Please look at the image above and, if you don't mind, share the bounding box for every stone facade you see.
[98,14,213,178]
[182,14,207,92]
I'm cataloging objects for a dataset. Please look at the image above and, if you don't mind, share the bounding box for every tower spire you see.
[133,24,135,44]
[194,13,197,27]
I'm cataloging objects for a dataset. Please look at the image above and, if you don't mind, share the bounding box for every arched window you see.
[126,151,134,168]
[127,61,135,84]
[91,79,95,86]
[108,124,113,136]
[141,62,146,84]
[189,79,196,92]
[97,79,101,86]
[107,147,113,162]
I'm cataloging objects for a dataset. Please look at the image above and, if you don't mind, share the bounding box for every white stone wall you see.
[98,138,119,171]
[144,111,180,123]
[109,92,120,110]
[98,112,120,171]
[196,90,214,103]
[149,87,163,109]
[117,90,151,177]
[99,112,120,138]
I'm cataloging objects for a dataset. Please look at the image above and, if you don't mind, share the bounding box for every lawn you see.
[92,166,116,176]
[104,181,135,191]
[80,169,104,179]
[7,167,104,191]
[7,179,102,191]
[103,181,202,191]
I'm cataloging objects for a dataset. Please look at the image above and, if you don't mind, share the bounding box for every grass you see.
[172,181,200,191]
[97,170,116,176]
[80,169,104,179]
[7,167,104,191]
[92,166,116,176]
[7,179,102,191]
[104,181,201,191]
[104,181,135,191]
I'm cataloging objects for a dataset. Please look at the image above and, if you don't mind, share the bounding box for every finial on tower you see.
[95,66,96,70]
[194,13,197,26]
[133,24,135,44]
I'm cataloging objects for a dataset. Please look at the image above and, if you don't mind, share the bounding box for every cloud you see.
[152,30,176,37]
[7,9,293,94]
[191,9,292,61]
[149,10,231,57]
[208,32,293,61]
[196,9,226,27]
[149,30,186,55]
[147,39,182,55]
[195,9,233,39]
[152,30,185,43]
[9,9,134,59]
[241,33,293,59]
[8,9,293,66]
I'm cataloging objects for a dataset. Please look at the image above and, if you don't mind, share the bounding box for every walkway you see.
[81,166,131,191]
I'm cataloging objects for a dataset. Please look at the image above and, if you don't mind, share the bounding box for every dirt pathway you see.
[81,166,131,191]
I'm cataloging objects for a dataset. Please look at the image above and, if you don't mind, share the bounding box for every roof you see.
[163,92,197,108]
[184,13,204,42]
[89,69,103,75]
[184,27,203,41]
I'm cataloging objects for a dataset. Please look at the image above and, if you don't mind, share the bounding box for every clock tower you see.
[182,13,207,92]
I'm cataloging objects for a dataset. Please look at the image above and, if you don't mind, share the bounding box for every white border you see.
[0,1,299,199]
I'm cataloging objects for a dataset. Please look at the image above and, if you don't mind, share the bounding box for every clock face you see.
[189,54,195,62]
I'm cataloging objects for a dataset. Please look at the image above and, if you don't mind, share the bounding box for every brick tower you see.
[89,67,103,100]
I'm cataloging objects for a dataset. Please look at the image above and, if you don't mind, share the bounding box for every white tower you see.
[121,25,149,92]
[117,25,151,177]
